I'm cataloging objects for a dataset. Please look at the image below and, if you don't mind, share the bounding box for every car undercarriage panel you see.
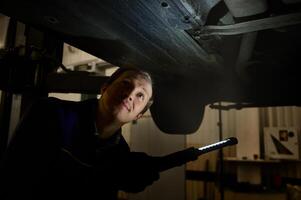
[0,0,300,133]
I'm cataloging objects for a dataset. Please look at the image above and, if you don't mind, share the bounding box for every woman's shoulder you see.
[33,97,82,108]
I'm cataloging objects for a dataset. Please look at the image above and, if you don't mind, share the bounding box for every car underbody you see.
[0,0,300,134]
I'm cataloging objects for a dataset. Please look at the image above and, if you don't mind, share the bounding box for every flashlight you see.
[154,137,238,172]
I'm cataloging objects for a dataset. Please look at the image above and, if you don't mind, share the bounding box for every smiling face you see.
[100,70,153,124]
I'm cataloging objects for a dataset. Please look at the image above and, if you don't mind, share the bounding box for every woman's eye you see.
[137,93,144,100]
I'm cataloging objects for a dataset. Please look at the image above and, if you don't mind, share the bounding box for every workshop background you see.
[1,14,301,200]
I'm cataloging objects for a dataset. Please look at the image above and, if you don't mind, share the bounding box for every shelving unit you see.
[224,157,279,163]
[222,157,301,195]
[224,157,301,164]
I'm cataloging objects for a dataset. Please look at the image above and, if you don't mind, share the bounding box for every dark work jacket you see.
[1,97,130,200]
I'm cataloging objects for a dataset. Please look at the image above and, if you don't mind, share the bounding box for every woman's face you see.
[101,71,152,124]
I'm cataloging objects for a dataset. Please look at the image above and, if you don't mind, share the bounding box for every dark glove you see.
[112,152,160,193]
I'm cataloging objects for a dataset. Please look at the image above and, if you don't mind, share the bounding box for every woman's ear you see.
[101,83,108,94]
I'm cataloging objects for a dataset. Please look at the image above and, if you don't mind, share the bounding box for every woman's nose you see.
[121,82,134,99]
[128,89,136,102]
